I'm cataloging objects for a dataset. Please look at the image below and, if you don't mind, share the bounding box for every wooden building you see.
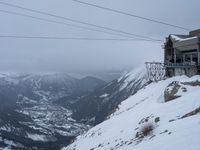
[164,29,200,77]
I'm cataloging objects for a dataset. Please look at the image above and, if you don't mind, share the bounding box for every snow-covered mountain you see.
[0,73,106,150]
[70,66,149,125]
[0,66,149,149]
[63,75,200,150]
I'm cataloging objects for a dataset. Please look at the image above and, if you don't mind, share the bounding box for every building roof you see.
[168,29,200,41]
[189,29,200,36]
[170,34,198,42]
[165,29,200,51]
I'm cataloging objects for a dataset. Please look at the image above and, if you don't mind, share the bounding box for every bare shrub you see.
[136,122,154,139]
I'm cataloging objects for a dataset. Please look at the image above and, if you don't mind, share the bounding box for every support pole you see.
[174,48,177,63]
[198,43,200,65]
[190,54,193,63]
[183,55,185,63]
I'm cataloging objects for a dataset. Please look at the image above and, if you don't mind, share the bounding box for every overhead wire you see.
[0,35,162,42]
[0,1,162,41]
[72,0,191,31]
[0,9,141,40]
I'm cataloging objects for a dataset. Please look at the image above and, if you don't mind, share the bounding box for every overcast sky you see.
[0,0,199,73]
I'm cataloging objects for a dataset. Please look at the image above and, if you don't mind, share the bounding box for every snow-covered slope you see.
[71,66,149,125]
[116,65,148,92]
[63,75,200,150]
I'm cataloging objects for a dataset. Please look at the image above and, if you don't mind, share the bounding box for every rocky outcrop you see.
[164,81,181,102]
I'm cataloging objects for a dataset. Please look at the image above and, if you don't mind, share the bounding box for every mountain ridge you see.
[70,66,149,125]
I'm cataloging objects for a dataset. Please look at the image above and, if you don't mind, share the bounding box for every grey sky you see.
[0,0,199,72]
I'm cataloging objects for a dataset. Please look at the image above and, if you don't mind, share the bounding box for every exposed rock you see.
[182,80,200,86]
[164,81,181,102]
[181,107,200,119]
[154,117,160,123]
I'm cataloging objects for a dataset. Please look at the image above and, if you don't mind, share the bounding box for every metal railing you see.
[165,62,197,67]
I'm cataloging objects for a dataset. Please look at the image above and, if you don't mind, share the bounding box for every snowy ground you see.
[63,75,200,150]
